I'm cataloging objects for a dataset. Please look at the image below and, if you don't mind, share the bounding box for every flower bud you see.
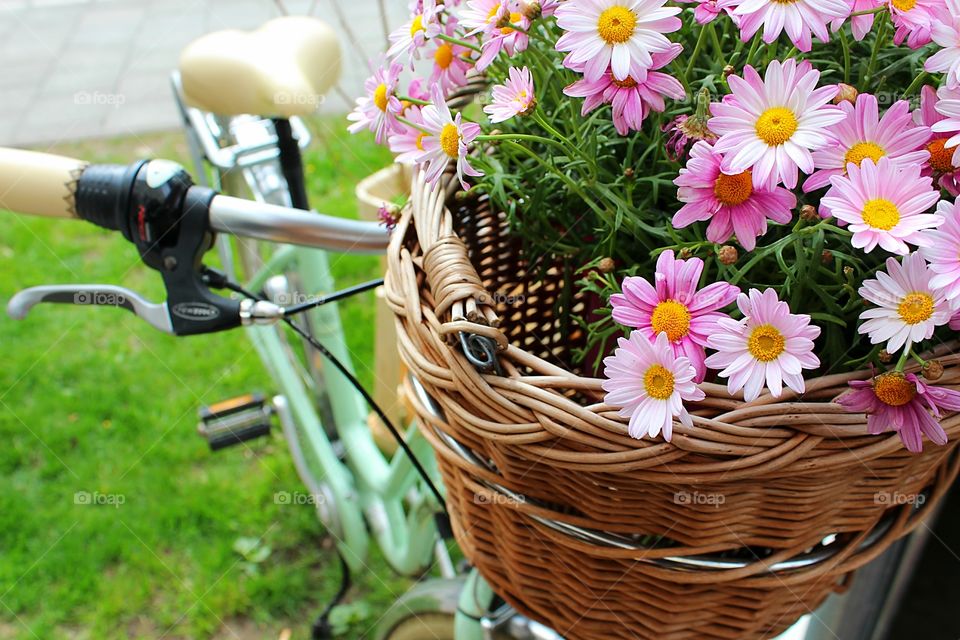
[722,65,736,80]
[924,360,944,381]
[821,249,833,265]
[598,257,616,273]
[678,247,694,259]
[623,167,635,179]
[833,83,858,105]
[878,350,893,363]
[718,245,738,265]
[523,0,542,19]
[800,204,819,222]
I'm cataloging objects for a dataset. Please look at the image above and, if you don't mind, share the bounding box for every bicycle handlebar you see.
[0,148,389,253]
[1,147,392,336]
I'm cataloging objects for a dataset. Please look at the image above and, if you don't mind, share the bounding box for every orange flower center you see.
[755,107,798,146]
[844,141,886,169]
[440,123,460,158]
[861,198,900,231]
[643,364,675,400]
[650,300,692,341]
[747,324,786,362]
[873,372,916,406]
[891,0,917,11]
[927,138,956,173]
[373,83,389,112]
[714,170,754,206]
[434,43,454,69]
[897,292,935,325]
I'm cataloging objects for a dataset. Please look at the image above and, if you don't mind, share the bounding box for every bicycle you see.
[0,12,919,640]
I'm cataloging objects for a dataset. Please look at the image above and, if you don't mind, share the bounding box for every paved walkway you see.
[0,0,404,147]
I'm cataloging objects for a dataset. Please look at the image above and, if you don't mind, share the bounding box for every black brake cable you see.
[208,270,448,513]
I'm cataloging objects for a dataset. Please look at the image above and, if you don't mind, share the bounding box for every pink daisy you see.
[601,331,705,442]
[347,62,404,145]
[673,141,797,251]
[803,93,930,193]
[914,85,960,195]
[858,252,953,354]
[677,0,725,24]
[388,105,429,164]
[890,0,940,49]
[838,371,960,453]
[461,0,531,71]
[610,249,740,382]
[931,85,960,168]
[563,46,685,135]
[387,0,443,65]
[705,288,821,402]
[925,0,960,89]
[919,199,960,302]
[418,87,483,189]
[820,158,942,255]
[555,0,682,82]
[726,0,849,53]
[484,66,537,123]
[429,21,475,93]
[709,59,845,191]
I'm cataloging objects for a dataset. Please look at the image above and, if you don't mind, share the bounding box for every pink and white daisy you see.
[820,158,942,255]
[555,0,682,82]
[915,85,960,195]
[705,288,821,402]
[388,105,429,164]
[838,371,960,453]
[726,0,849,53]
[673,141,797,251]
[832,0,884,41]
[919,199,960,302]
[610,249,740,382]
[429,21,475,93]
[931,85,960,168]
[484,66,537,123]
[387,0,443,65]
[858,252,953,354]
[709,59,845,191]
[418,87,483,189]
[803,93,930,193]
[563,46,685,135]
[347,62,404,145]
[925,0,960,89]
[890,0,940,49]
[677,0,725,24]
[601,331,705,442]
[461,0,531,71]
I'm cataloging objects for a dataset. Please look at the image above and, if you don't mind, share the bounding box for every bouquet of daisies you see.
[349,0,960,453]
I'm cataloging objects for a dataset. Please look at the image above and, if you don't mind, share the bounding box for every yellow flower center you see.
[927,138,956,173]
[611,77,638,88]
[643,364,675,400]
[439,123,460,158]
[650,300,692,342]
[500,11,522,34]
[373,83,389,112]
[713,170,754,206]
[755,107,798,146]
[844,141,886,168]
[891,0,917,11]
[597,6,637,44]
[410,14,425,37]
[897,292,935,325]
[861,198,900,231]
[747,324,786,362]
[873,372,916,406]
[434,43,454,69]
[415,132,427,151]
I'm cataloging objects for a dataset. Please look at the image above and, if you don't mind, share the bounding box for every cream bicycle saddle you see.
[178,16,341,118]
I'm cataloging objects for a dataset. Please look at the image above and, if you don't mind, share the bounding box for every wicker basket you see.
[384,168,960,640]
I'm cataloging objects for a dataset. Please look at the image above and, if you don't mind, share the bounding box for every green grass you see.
[0,119,413,639]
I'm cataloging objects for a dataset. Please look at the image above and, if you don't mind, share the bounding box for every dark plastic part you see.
[272,118,310,211]
[435,512,454,540]
[207,422,272,451]
[199,392,266,421]
[74,161,145,232]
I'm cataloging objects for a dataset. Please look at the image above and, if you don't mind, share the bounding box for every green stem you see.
[398,96,429,106]
[397,116,429,133]
[839,28,851,84]
[865,14,889,86]
[895,348,911,372]
[435,33,481,53]
[683,24,710,87]
[902,71,928,98]
[851,6,886,15]
[708,22,724,62]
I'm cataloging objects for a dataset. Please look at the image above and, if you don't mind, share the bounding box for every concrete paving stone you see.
[52,44,127,75]
[0,60,52,89]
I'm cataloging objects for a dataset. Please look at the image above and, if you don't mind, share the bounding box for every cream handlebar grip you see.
[0,148,88,219]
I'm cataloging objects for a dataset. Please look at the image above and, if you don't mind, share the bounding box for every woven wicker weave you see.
[384,168,960,640]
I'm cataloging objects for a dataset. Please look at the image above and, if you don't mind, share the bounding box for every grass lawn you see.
[0,119,415,639]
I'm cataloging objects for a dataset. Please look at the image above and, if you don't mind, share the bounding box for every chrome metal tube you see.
[207,193,390,254]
